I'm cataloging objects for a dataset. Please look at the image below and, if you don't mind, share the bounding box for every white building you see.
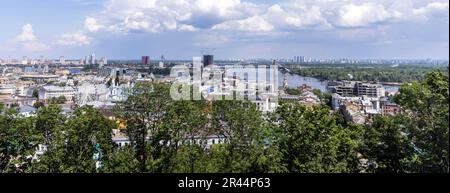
[112,129,227,149]
[19,105,37,117]
[75,82,111,106]
[59,56,65,65]
[38,86,76,101]
[0,84,16,95]
[90,53,96,64]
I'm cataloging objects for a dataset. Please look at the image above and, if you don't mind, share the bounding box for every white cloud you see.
[84,0,265,33]
[57,31,92,46]
[85,17,104,32]
[212,15,274,32]
[337,3,394,27]
[413,1,449,18]
[80,0,449,39]
[16,24,37,42]
[264,4,332,30]
[178,24,199,32]
[14,24,51,52]
[193,0,261,20]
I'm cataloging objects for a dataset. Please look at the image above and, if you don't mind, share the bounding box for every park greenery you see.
[0,71,448,173]
[286,63,447,83]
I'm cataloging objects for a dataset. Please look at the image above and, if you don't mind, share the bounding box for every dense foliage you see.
[287,64,446,83]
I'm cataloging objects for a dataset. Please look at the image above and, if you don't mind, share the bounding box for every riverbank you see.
[279,71,400,93]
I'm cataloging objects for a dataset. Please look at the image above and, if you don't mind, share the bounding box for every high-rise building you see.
[270,60,278,93]
[102,57,107,65]
[85,56,89,65]
[22,56,28,65]
[90,53,96,65]
[142,56,150,65]
[99,57,107,68]
[203,55,214,67]
[294,56,305,63]
[59,56,65,65]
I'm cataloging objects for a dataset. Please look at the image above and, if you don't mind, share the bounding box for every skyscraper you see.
[270,60,278,93]
[203,55,214,67]
[294,56,305,63]
[99,57,107,68]
[142,56,150,65]
[90,53,96,65]
[59,56,65,65]
[102,57,107,65]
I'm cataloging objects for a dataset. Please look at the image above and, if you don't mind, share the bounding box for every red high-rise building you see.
[203,55,214,67]
[141,56,150,65]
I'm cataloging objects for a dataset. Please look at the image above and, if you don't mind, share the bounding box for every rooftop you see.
[19,105,36,113]
[42,86,76,92]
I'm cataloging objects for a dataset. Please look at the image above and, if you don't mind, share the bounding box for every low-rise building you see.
[381,103,401,116]
[328,81,385,98]
[298,91,321,106]
[19,105,37,117]
[0,84,16,95]
[39,85,76,102]
[0,96,37,108]
[341,102,366,125]
[111,129,227,149]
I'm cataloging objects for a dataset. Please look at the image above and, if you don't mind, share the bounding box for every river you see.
[278,71,399,93]
[278,71,328,92]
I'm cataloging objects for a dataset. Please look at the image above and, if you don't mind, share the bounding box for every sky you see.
[0,0,448,60]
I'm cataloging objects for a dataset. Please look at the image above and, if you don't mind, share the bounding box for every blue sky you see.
[0,0,448,60]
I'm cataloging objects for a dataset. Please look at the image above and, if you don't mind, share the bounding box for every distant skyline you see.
[0,0,449,60]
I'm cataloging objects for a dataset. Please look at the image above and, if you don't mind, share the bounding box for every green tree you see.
[106,78,112,87]
[285,88,301,95]
[0,104,38,173]
[33,101,45,109]
[32,89,39,99]
[35,105,65,147]
[116,82,172,172]
[103,146,140,173]
[48,96,67,104]
[162,100,209,173]
[211,100,270,173]
[274,103,361,172]
[29,105,65,173]
[60,106,115,172]
[395,70,449,172]
[361,115,415,173]
[33,106,116,173]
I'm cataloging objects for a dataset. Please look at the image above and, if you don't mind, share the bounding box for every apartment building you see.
[38,86,76,102]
